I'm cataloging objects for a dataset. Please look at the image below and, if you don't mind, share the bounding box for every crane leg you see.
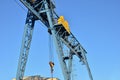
[43,0,70,80]
[16,11,35,80]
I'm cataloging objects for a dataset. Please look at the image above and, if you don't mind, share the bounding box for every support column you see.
[43,0,70,80]
[16,11,35,80]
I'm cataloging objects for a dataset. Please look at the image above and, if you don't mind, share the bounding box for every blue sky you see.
[0,0,120,80]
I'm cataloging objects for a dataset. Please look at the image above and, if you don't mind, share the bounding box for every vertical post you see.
[68,52,73,80]
[80,47,93,80]
[43,0,70,80]
[16,11,35,80]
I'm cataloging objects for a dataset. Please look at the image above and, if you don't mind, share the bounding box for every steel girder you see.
[16,11,35,80]
[16,0,93,80]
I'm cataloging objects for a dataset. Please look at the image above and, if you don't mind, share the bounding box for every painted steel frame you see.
[16,0,93,80]
[16,11,35,80]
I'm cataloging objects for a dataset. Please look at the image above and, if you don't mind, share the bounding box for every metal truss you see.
[16,0,93,80]
[16,11,35,80]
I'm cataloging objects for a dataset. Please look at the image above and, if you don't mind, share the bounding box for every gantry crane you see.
[16,0,93,80]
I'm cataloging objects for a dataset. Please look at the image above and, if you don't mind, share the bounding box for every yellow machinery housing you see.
[57,16,70,34]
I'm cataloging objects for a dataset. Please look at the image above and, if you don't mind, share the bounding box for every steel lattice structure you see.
[16,0,93,80]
